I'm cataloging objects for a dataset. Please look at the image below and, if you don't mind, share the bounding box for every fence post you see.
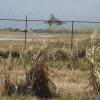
[71,21,74,50]
[25,16,28,45]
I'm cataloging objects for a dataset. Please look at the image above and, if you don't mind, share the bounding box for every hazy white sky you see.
[0,0,100,20]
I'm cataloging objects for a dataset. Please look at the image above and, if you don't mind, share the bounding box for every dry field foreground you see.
[0,32,99,100]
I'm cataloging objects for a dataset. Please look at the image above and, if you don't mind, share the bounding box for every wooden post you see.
[25,16,28,45]
[71,21,74,50]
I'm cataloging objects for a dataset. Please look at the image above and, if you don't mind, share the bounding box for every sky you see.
[0,0,100,21]
[0,0,100,30]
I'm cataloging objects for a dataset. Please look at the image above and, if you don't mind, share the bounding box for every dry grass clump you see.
[3,60,57,98]
[4,79,17,95]
[2,40,57,99]
[53,50,68,61]
[0,50,20,58]
[18,60,57,98]
[85,30,100,95]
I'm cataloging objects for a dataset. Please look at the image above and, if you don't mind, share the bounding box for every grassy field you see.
[0,31,99,100]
